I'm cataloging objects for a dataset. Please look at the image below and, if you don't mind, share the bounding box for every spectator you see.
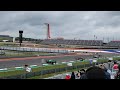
[65,74,71,79]
[113,61,118,70]
[85,66,106,79]
[76,70,80,79]
[89,59,93,65]
[99,64,111,79]
[80,69,87,79]
[24,64,32,72]
[24,64,28,68]
[104,68,111,79]
[115,64,120,79]
[24,64,28,71]
[98,64,104,69]
[108,60,113,71]
[80,69,86,75]
[70,72,75,79]
[112,61,119,74]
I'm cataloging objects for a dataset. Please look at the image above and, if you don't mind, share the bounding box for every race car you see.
[46,60,56,64]
[75,57,84,61]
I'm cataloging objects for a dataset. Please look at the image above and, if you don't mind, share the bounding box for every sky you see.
[0,11,120,42]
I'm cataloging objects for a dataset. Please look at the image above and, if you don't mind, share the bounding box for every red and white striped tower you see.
[45,23,51,39]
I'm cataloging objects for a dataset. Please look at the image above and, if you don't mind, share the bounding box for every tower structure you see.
[45,23,51,39]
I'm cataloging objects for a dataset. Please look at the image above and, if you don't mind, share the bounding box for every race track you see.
[0,52,119,68]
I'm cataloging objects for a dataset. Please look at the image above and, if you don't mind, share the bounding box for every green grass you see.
[0,57,119,79]
[113,57,120,60]
[0,38,12,41]
[0,61,88,78]
[0,64,64,77]
[28,67,89,79]
[0,42,15,46]
[29,58,120,79]
[0,70,25,77]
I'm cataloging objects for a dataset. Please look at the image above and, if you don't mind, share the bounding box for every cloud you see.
[0,11,120,41]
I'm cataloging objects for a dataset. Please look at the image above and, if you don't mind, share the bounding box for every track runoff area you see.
[0,47,119,71]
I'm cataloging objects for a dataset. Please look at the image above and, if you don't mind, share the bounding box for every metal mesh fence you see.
[0,61,108,79]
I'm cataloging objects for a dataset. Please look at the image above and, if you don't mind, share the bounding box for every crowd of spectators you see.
[65,60,120,79]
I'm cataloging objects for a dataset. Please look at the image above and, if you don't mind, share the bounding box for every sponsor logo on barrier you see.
[93,60,97,62]
[69,61,74,63]
[42,64,49,66]
[67,63,72,66]
[0,68,7,71]
[108,57,113,60]
[62,62,67,64]
[15,67,24,68]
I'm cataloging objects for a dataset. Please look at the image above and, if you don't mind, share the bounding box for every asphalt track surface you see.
[0,54,92,68]
[0,52,119,69]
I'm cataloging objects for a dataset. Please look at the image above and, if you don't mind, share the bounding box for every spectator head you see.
[86,66,106,79]
[108,60,111,62]
[99,64,105,69]
[80,69,86,72]
[65,74,70,79]
[80,69,86,75]
[114,61,118,64]
[66,74,70,77]
[24,64,28,68]
[71,72,75,75]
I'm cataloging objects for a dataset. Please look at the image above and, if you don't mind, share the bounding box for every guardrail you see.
[0,46,69,53]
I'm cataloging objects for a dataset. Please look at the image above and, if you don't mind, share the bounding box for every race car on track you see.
[46,60,56,64]
[75,57,84,61]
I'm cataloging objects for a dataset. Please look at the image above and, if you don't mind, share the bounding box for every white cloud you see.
[0,11,120,41]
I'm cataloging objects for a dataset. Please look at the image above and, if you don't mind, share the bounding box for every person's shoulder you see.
[80,74,87,79]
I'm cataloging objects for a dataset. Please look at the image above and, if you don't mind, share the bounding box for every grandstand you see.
[106,41,120,47]
[40,39,103,46]
[0,35,13,42]
[13,37,120,49]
